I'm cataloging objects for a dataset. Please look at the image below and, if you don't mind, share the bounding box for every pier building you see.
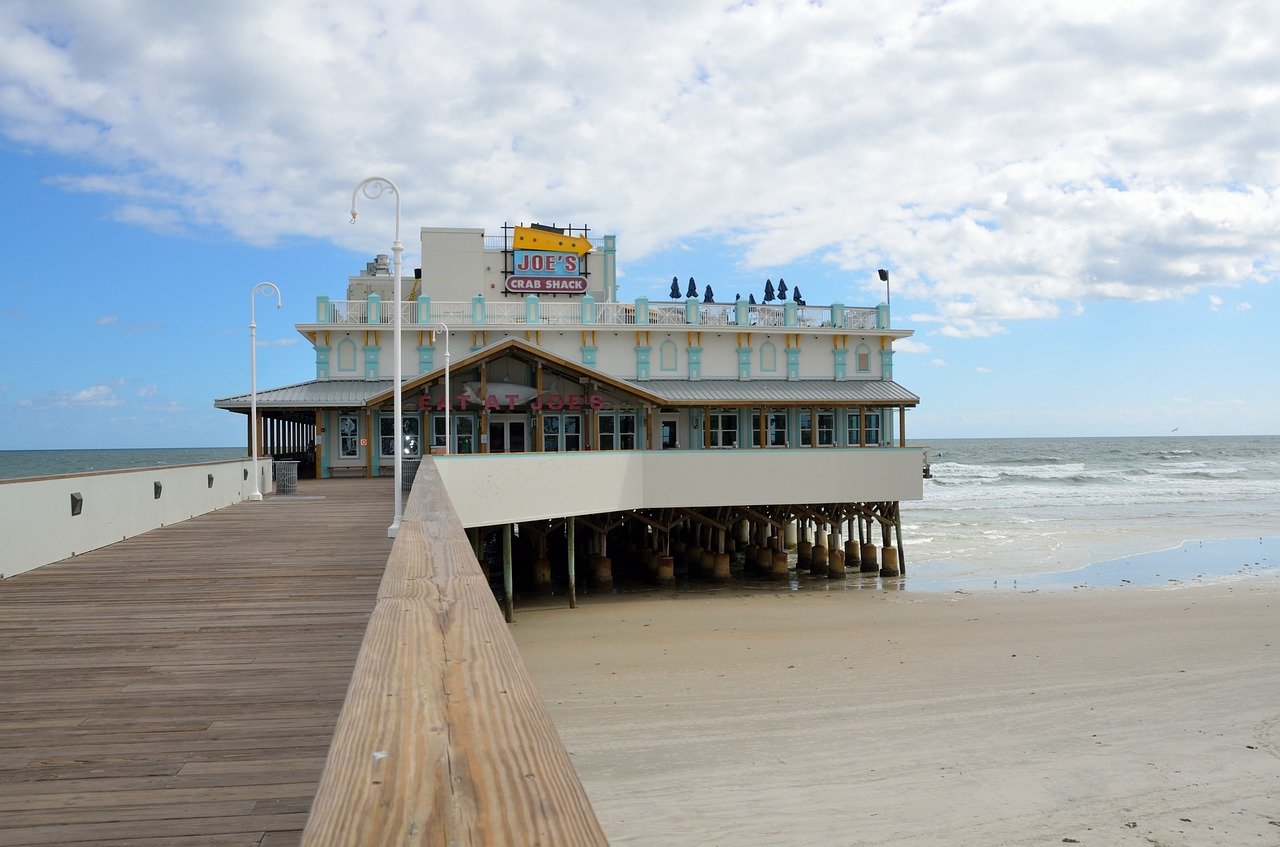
[215,224,925,599]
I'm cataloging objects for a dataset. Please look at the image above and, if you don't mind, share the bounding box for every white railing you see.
[319,300,888,332]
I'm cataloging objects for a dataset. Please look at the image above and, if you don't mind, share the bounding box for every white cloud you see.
[1209,294,1223,310]
[929,358,947,367]
[21,383,126,409]
[894,339,931,354]
[256,337,300,348]
[2,1,1278,337]
[94,315,118,325]
[975,366,992,374]
[136,384,158,397]
[1236,301,1253,311]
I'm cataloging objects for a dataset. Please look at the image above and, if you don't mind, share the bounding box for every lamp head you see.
[350,209,358,224]
[877,269,889,282]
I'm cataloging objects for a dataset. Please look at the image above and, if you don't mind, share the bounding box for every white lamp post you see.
[435,322,451,454]
[249,281,282,501]
[350,176,404,537]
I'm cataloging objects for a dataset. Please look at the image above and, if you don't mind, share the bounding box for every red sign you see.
[505,275,589,294]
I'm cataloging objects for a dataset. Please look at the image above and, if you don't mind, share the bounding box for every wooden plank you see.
[301,461,608,846]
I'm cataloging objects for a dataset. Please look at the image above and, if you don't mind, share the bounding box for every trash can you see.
[402,458,421,492]
[276,460,300,495]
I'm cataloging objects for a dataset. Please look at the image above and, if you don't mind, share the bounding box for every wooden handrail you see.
[301,460,608,845]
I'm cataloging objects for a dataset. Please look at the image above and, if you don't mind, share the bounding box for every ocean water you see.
[0,448,247,480]
[902,435,1280,584]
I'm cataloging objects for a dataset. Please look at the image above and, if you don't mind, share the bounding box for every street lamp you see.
[435,322,451,454]
[249,281,282,501]
[350,176,404,537]
[877,268,889,312]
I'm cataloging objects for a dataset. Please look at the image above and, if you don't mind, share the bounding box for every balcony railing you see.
[315,297,887,331]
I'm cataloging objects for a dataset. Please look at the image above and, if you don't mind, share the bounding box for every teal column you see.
[883,405,895,446]
[366,292,381,324]
[786,347,801,381]
[416,294,431,324]
[784,301,797,326]
[315,345,331,378]
[833,348,848,380]
[881,348,894,381]
[735,297,749,325]
[635,296,650,325]
[525,294,541,324]
[876,303,890,329]
[471,294,486,325]
[581,345,598,367]
[687,346,703,381]
[316,295,331,323]
[363,345,381,379]
[737,346,751,381]
[690,410,703,450]
[581,293,596,324]
[830,301,845,328]
[319,412,331,478]
[419,343,435,375]
[685,297,699,324]
[635,345,651,380]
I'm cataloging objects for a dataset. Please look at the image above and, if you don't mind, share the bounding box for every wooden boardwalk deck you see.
[0,478,395,847]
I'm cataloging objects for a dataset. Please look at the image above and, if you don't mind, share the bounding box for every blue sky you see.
[2,1,1277,448]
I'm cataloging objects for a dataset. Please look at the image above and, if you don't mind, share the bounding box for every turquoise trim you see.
[416,294,431,324]
[525,294,540,324]
[690,410,703,450]
[687,346,703,381]
[635,345,651,380]
[684,297,699,324]
[319,411,331,478]
[735,298,749,325]
[335,338,357,373]
[659,339,678,372]
[601,234,618,301]
[833,348,848,380]
[419,344,435,375]
[786,347,801,381]
[881,348,894,381]
[855,343,872,373]
[363,345,381,379]
[471,294,485,325]
[760,340,778,372]
[581,345,597,367]
[366,292,381,324]
[635,296,649,325]
[581,293,596,324]
[315,345,330,379]
[784,301,797,326]
[737,346,751,381]
[877,303,889,329]
[830,301,845,329]
[316,295,331,323]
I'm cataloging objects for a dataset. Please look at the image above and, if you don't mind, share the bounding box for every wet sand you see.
[513,580,1280,846]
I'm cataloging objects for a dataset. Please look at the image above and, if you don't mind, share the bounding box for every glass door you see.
[488,415,528,453]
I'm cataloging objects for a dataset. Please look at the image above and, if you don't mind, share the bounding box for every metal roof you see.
[214,379,393,411]
[632,379,920,406]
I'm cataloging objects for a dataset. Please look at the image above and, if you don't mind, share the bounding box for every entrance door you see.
[488,415,527,453]
[660,417,679,450]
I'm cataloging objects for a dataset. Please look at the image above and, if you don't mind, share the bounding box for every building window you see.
[752,411,788,447]
[817,410,836,446]
[599,412,637,450]
[846,411,862,446]
[659,339,678,372]
[799,411,812,446]
[855,343,871,373]
[760,341,778,373]
[336,338,357,373]
[339,414,359,457]
[709,412,738,448]
[864,411,881,445]
[432,414,476,454]
[380,415,420,457]
[543,414,582,452]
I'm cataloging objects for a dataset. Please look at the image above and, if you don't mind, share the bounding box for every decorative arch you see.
[336,338,357,373]
[855,343,872,373]
[759,340,778,373]
[659,339,678,372]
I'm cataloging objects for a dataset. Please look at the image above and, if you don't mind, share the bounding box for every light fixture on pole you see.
[249,281,282,501]
[877,268,889,311]
[435,322,452,454]
[350,177,404,538]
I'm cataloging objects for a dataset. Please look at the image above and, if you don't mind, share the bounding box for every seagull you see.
[1171,427,1180,432]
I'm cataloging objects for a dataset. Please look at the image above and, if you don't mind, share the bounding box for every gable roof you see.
[214,379,392,411]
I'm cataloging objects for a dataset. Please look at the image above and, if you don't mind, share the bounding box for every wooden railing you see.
[300,460,608,845]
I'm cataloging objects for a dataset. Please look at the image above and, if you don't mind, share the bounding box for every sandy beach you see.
[514,580,1280,846]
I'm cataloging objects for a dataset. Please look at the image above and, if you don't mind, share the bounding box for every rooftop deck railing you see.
[315,296,886,331]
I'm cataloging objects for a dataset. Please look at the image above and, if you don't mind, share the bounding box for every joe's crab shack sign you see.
[506,224,592,294]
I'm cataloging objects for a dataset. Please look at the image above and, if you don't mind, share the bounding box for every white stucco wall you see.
[434,448,923,528]
[0,459,272,579]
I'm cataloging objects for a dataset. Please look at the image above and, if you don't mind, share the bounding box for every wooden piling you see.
[503,523,513,623]
[567,515,577,609]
